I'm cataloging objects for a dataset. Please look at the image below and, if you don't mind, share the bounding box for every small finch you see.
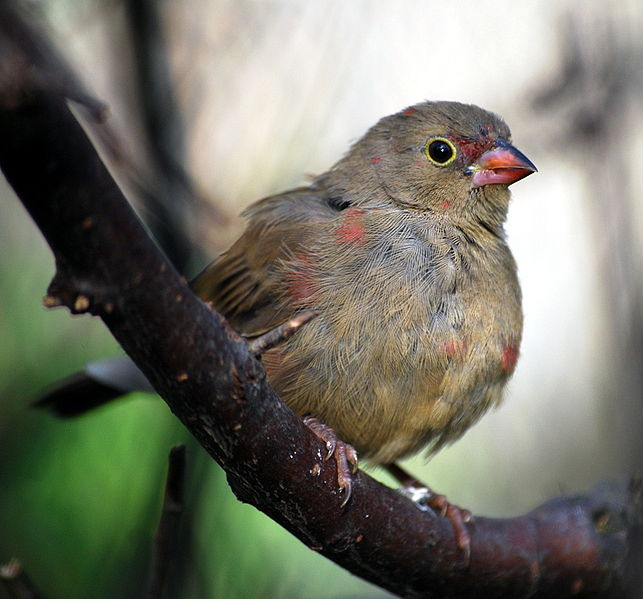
[39,101,536,552]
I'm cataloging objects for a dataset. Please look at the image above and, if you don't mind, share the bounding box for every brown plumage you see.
[191,100,535,465]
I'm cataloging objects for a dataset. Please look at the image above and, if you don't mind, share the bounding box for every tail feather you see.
[35,356,154,417]
[35,372,130,417]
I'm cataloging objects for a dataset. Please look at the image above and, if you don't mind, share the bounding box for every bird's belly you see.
[269,251,521,464]
[270,309,509,464]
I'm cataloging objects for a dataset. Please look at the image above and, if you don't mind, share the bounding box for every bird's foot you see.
[303,416,359,507]
[387,463,473,562]
[404,486,473,561]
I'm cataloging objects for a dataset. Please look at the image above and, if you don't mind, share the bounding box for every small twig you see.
[0,559,47,599]
[247,310,318,356]
[146,445,187,599]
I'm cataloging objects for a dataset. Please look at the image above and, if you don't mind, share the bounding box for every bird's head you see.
[335,101,536,224]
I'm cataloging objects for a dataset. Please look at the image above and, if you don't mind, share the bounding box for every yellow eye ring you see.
[424,137,457,166]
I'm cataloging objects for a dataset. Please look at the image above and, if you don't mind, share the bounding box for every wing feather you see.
[190,184,342,335]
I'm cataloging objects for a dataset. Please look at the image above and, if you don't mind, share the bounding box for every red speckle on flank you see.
[336,208,367,245]
[444,339,468,358]
[370,155,382,164]
[442,200,450,210]
[502,344,519,373]
[285,254,319,304]
[403,107,416,116]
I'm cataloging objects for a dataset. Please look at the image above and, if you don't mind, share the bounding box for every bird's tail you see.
[34,356,154,417]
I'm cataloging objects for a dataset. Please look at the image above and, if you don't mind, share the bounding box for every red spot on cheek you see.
[444,339,468,358]
[336,208,367,245]
[370,155,382,164]
[502,344,519,373]
[285,254,319,304]
[403,107,416,116]
[442,200,450,210]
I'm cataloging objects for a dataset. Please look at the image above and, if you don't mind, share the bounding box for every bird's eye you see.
[424,137,457,166]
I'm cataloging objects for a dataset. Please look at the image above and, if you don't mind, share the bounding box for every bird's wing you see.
[190,185,339,336]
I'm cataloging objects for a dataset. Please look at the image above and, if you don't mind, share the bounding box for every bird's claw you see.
[304,416,359,507]
[324,438,336,461]
[398,482,473,562]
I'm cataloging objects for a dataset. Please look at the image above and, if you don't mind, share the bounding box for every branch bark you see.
[0,7,639,598]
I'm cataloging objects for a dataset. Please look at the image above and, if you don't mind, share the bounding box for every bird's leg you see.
[386,463,473,560]
[303,416,359,508]
[247,309,319,356]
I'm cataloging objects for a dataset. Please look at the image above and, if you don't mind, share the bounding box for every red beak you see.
[471,139,537,188]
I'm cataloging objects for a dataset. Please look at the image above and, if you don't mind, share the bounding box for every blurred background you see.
[1,0,641,597]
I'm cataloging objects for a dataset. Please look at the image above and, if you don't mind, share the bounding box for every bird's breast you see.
[270,211,522,462]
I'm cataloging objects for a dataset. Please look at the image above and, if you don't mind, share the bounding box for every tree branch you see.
[0,8,638,598]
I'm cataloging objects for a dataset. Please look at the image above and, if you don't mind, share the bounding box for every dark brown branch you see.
[0,2,105,121]
[146,446,187,599]
[0,9,639,599]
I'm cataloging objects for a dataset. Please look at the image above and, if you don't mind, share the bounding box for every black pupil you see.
[429,140,453,163]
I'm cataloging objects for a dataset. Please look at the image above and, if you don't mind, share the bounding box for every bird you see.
[38,100,536,553]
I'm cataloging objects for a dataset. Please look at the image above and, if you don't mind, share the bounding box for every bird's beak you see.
[470,138,537,188]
